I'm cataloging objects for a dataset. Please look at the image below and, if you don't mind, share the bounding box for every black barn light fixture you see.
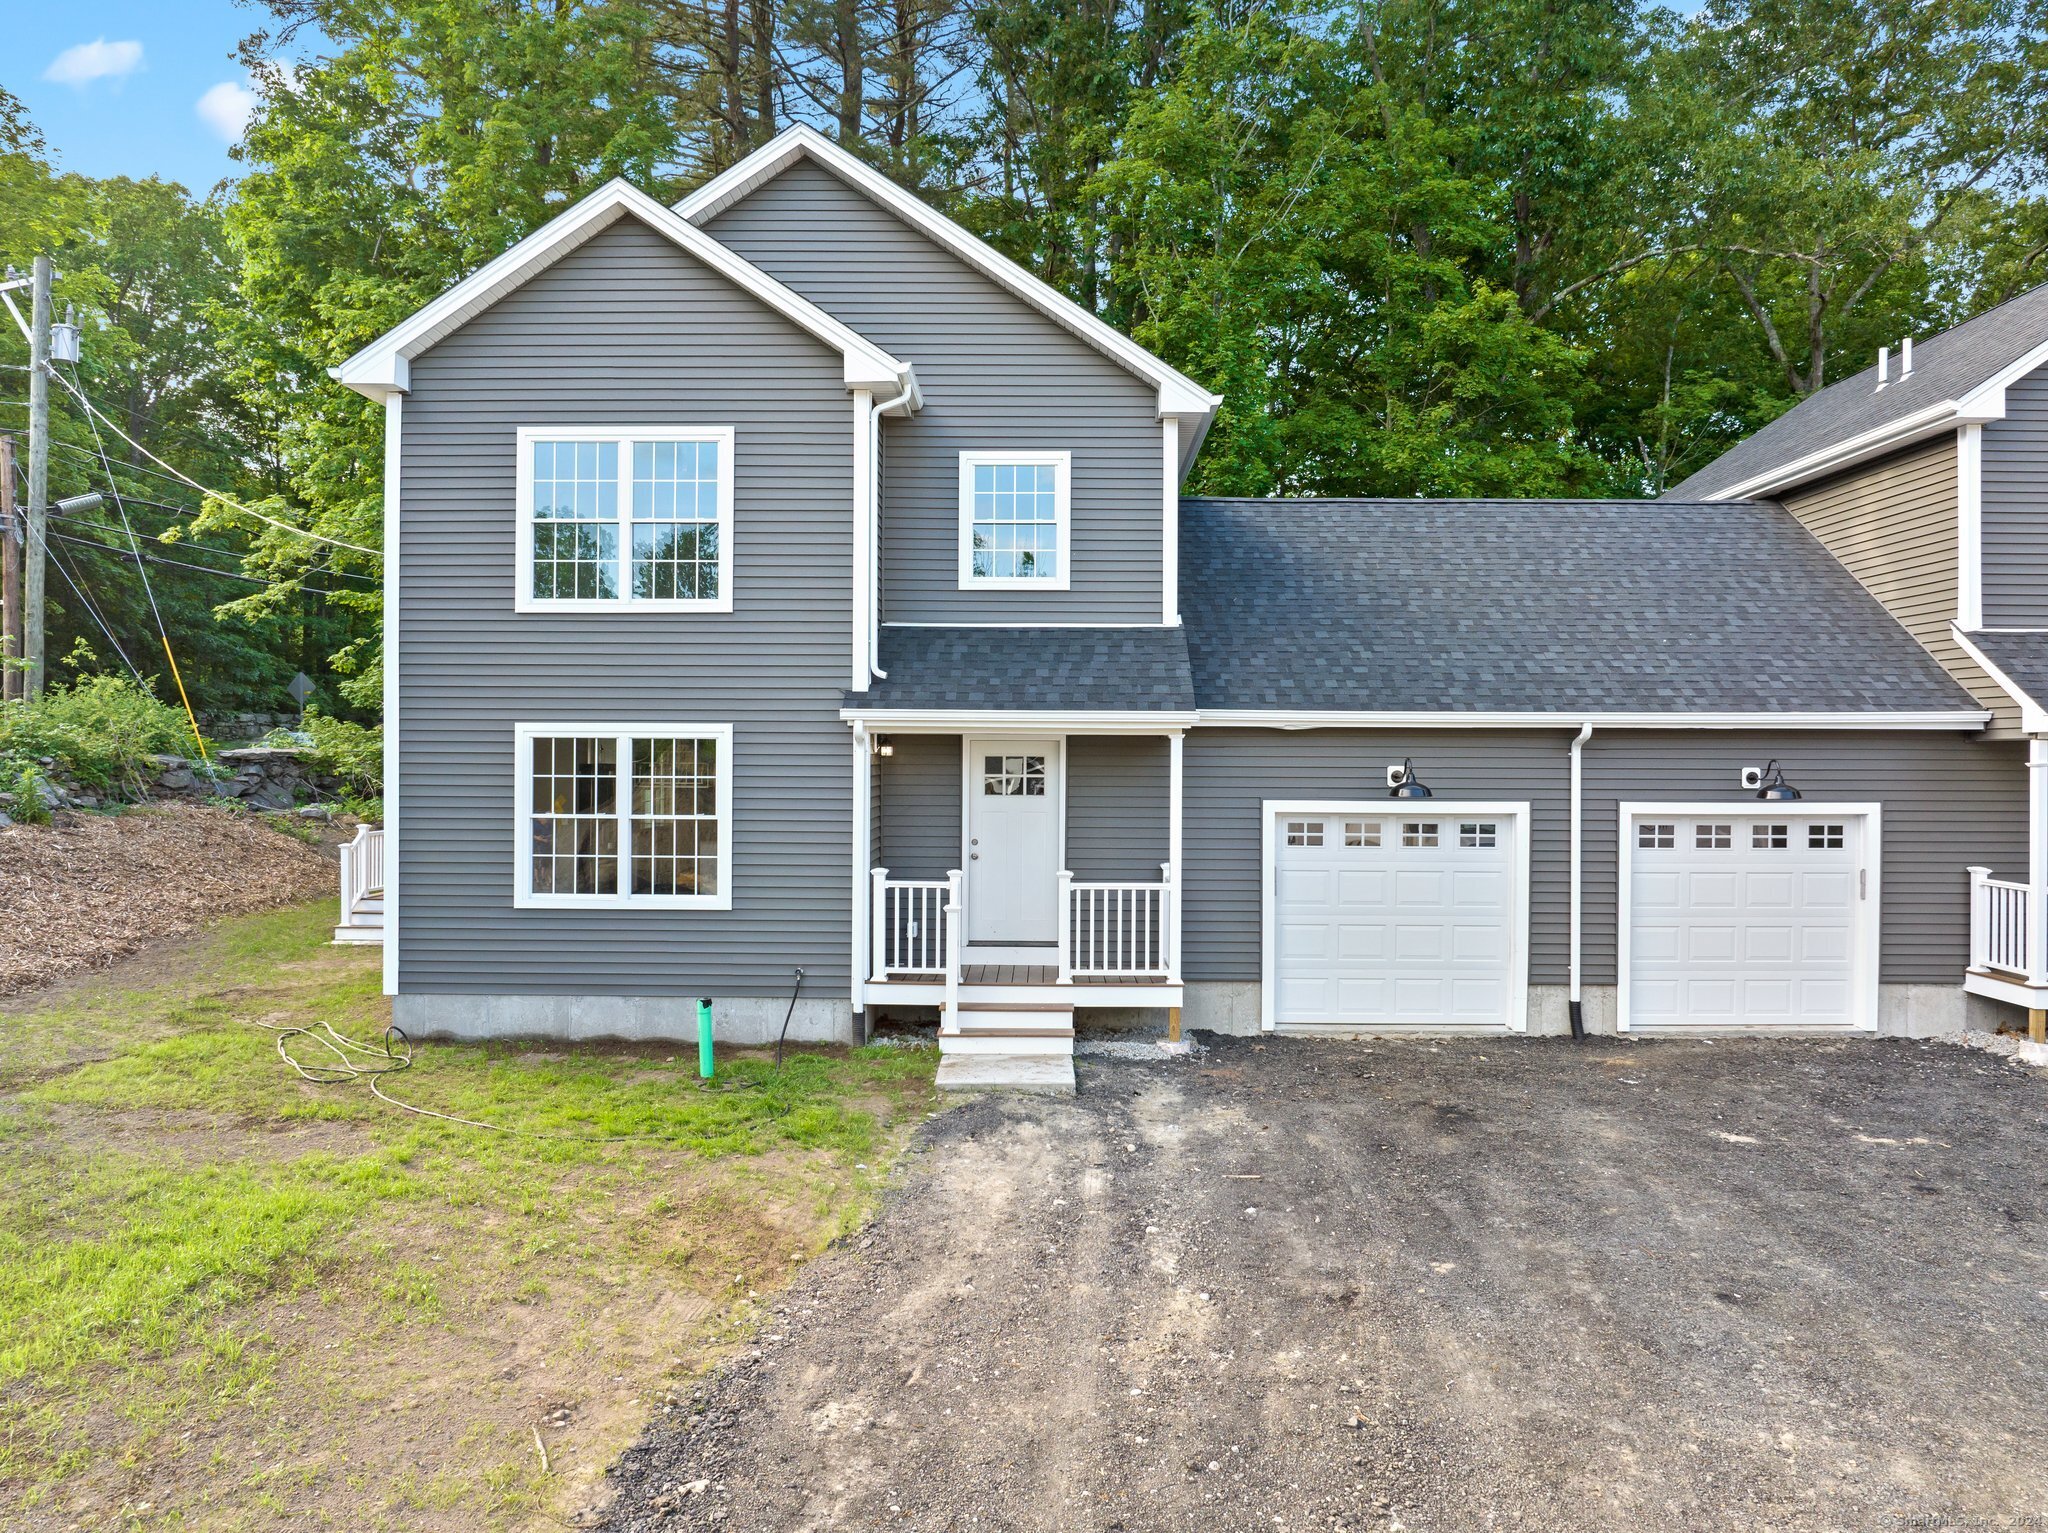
[1389,757,1433,799]
[1754,759,1802,801]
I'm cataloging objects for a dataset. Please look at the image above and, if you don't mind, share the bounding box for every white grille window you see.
[1808,823,1845,850]
[1402,822,1439,848]
[1286,820,1324,847]
[1753,823,1790,850]
[1459,822,1497,849]
[519,725,732,908]
[1695,823,1732,850]
[518,428,733,611]
[959,452,1071,589]
[1638,822,1676,850]
[982,754,1047,796]
[1344,820,1381,848]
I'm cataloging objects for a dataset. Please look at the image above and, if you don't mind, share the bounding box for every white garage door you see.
[1624,810,1871,1029]
[1270,807,1523,1029]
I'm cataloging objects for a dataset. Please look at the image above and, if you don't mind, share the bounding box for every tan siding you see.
[1781,439,2020,734]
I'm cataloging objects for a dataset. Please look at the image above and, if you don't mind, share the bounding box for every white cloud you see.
[196,80,260,143]
[43,38,145,88]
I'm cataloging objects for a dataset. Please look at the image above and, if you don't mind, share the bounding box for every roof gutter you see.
[1697,400,1986,502]
[1193,709,1990,731]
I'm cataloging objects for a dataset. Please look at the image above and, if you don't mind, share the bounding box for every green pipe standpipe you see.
[697,997,714,1080]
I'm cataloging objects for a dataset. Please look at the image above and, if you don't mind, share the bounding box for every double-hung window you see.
[516,427,734,612]
[958,450,1071,590]
[515,724,733,909]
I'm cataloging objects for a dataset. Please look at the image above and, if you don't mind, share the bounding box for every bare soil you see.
[600,1033,2048,1532]
[0,803,341,993]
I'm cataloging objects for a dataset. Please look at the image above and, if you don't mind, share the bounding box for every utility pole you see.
[1,434,19,703]
[24,254,51,697]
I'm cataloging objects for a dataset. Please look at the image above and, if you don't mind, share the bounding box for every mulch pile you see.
[0,804,340,995]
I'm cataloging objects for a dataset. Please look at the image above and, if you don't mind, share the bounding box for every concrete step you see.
[332,924,385,946]
[935,1053,1076,1095]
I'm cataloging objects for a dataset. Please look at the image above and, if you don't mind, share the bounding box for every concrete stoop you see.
[934,1053,1077,1095]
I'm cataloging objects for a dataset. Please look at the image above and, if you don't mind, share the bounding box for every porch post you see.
[851,725,871,1038]
[2030,739,2048,990]
[1057,869,1074,982]
[943,868,963,1033]
[1168,730,1184,982]
[1966,866,1990,975]
[869,867,890,981]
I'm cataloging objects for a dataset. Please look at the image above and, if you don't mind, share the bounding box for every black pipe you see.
[1569,998,1586,1040]
[774,967,805,1069]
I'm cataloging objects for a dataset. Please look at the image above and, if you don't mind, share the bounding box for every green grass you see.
[0,902,938,1527]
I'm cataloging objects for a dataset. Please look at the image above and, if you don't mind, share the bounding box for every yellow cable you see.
[159,633,209,766]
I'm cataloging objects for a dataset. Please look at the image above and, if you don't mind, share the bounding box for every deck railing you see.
[1968,865,2038,980]
[338,824,384,931]
[1059,863,1177,981]
[870,868,958,978]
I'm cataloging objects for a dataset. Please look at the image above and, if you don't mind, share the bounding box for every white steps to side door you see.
[936,1005,1076,1093]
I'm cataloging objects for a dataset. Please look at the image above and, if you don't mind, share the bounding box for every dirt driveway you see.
[602,1034,2048,1532]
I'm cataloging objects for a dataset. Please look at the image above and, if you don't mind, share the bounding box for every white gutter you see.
[1568,721,1593,1037]
[1193,709,1991,731]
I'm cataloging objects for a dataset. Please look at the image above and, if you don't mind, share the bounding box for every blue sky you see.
[6,1,324,195]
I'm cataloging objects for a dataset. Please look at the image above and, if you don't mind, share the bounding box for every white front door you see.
[1624,809,1873,1029]
[965,738,1061,943]
[1268,805,1526,1030]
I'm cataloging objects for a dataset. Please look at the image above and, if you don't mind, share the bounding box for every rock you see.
[0,812,11,829]
[213,777,248,798]
[157,768,195,791]
[71,792,100,809]
[148,754,188,770]
[297,804,333,821]
[217,746,309,769]
[250,782,296,811]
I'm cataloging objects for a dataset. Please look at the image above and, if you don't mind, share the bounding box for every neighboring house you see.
[334,126,2031,1090]
[1668,292,2048,1026]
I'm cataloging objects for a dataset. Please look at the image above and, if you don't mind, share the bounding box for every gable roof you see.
[1953,628,2048,733]
[1180,497,1985,720]
[676,126,1221,457]
[332,178,914,402]
[1667,282,2048,501]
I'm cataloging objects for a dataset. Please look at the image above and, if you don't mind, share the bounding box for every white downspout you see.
[1569,721,1594,1038]
[869,385,916,680]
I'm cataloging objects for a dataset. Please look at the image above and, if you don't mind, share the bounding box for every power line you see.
[26,516,145,683]
[49,529,365,600]
[45,508,375,588]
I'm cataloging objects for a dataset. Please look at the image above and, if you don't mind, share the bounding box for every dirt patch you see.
[0,804,340,994]
[600,1034,2048,1532]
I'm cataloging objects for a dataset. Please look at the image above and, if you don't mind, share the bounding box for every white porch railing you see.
[336,824,384,939]
[1059,863,1177,981]
[1968,865,2037,980]
[870,868,953,977]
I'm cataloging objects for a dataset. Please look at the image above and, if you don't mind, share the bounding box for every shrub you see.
[0,675,207,800]
[299,711,382,798]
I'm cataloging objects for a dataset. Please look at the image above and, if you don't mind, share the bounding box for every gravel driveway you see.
[603,1034,2048,1532]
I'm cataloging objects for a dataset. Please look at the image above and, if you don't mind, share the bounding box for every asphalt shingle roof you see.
[1967,630,2048,711]
[853,625,1196,712]
[1179,497,1982,715]
[1667,282,2048,500]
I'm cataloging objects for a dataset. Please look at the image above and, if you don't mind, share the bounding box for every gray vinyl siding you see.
[702,157,1166,625]
[1066,736,1170,881]
[876,733,1170,882]
[396,216,856,997]
[1182,727,2025,990]
[1982,365,2048,627]
[1780,438,2019,733]
[1183,731,1573,985]
[1579,731,2026,984]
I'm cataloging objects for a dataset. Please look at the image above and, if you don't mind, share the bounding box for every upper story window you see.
[958,451,1071,591]
[515,427,734,613]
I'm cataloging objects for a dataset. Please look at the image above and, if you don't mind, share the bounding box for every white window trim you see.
[513,722,735,911]
[957,450,1072,592]
[515,425,735,614]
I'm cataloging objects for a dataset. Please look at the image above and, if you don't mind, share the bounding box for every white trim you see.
[851,392,873,690]
[1161,417,1180,626]
[1615,801,1882,1033]
[1951,625,2048,733]
[1194,709,1990,731]
[1568,722,1594,1006]
[381,394,402,996]
[513,425,735,614]
[1696,400,1995,502]
[957,451,1072,591]
[1958,422,1984,629]
[333,178,912,400]
[843,708,1197,732]
[881,621,1171,629]
[1259,798,1532,1035]
[851,722,871,1018]
[1168,731,1184,981]
[675,126,1220,439]
[512,722,735,911]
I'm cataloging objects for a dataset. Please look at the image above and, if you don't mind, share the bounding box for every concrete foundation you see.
[391,993,854,1046]
[1182,980,1989,1040]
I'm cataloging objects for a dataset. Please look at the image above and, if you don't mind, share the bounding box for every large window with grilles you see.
[515,724,733,909]
[958,451,1071,590]
[516,427,734,612]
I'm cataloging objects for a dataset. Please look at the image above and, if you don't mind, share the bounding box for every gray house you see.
[335,127,2036,1090]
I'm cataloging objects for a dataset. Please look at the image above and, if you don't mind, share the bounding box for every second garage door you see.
[1268,804,1527,1030]
[1622,807,1876,1030]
